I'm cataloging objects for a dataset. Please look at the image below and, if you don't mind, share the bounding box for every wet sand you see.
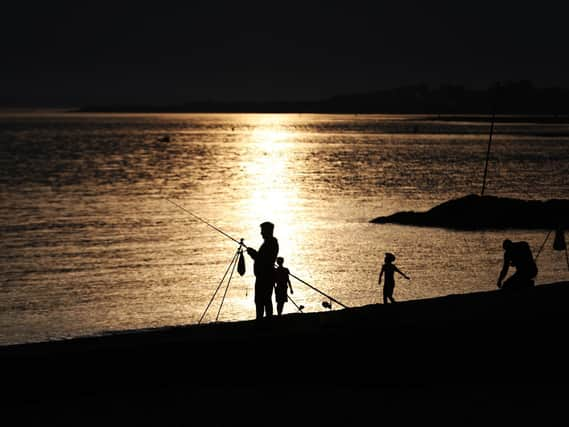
[3,281,569,425]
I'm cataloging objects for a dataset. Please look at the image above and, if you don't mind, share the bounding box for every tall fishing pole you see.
[164,198,349,309]
[481,109,496,196]
[481,83,500,196]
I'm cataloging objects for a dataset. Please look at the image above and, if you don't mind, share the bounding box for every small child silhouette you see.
[378,252,410,304]
[274,257,293,315]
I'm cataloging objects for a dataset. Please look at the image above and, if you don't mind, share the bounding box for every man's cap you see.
[260,221,274,232]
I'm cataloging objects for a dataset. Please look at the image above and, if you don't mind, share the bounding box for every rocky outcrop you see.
[371,194,569,230]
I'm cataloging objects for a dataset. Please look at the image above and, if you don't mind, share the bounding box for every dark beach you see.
[3,281,569,425]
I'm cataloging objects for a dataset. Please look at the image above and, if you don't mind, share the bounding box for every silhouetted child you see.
[274,257,293,315]
[378,252,410,304]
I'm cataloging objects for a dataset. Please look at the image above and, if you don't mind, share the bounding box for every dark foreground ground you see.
[3,281,569,426]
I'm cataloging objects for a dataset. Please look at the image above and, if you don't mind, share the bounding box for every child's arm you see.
[395,266,410,280]
[378,266,384,284]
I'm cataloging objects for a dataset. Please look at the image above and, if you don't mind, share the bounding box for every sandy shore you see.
[3,281,569,425]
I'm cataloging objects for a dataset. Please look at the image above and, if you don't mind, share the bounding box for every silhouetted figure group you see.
[374,238,539,305]
[246,222,293,319]
[375,236,542,304]
[246,222,542,316]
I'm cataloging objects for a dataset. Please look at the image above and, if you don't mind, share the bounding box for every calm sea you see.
[1,113,568,345]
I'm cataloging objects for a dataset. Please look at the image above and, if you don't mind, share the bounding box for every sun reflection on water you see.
[236,115,305,259]
[198,114,313,320]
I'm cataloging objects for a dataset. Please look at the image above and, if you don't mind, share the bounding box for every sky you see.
[2,1,569,107]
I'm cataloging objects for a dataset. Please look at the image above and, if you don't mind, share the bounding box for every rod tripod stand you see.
[199,239,245,324]
[199,239,306,323]
[535,228,569,271]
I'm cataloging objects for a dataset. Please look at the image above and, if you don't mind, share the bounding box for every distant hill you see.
[76,81,569,114]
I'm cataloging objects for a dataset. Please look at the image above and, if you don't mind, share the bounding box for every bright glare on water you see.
[1,113,568,345]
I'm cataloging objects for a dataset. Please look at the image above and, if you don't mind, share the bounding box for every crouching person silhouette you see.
[497,239,538,290]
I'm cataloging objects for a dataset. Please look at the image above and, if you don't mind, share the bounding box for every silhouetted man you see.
[247,221,279,319]
[497,239,538,290]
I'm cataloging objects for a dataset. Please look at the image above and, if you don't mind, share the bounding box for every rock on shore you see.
[371,194,569,229]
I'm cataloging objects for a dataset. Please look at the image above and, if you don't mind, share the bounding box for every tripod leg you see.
[534,230,552,262]
[215,249,240,322]
[199,250,240,324]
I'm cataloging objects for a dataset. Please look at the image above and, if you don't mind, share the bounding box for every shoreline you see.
[4,281,569,424]
[5,281,569,369]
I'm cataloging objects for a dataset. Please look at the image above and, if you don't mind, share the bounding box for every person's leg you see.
[267,285,274,317]
[255,281,263,318]
[501,276,515,289]
[265,298,273,317]
[502,271,531,290]
[521,266,537,287]
[384,284,394,303]
[255,302,263,319]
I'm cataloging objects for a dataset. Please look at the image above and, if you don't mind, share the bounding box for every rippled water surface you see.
[1,113,568,345]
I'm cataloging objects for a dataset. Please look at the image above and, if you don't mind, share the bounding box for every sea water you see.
[1,113,568,345]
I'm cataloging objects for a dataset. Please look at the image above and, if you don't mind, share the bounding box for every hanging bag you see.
[237,250,246,276]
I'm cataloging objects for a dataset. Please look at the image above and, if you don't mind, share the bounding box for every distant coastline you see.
[74,81,569,116]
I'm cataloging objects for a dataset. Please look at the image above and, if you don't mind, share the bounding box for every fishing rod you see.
[287,294,304,313]
[166,198,243,246]
[287,272,348,309]
[164,198,349,309]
